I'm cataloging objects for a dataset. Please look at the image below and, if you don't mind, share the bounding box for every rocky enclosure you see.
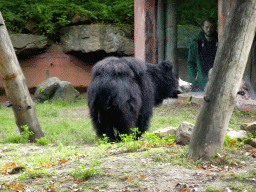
[10,25,134,56]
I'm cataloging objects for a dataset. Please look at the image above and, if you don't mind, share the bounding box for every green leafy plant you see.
[177,0,218,26]
[187,95,193,103]
[1,125,34,143]
[223,135,243,148]
[92,159,101,166]
[19,168,49,179]
[97,134,110,145]
[39,87,44,93]
[72,166,99,181]
[120,128,141,142]
[205,185,223,192]
[35,137,50,146]
[0,0,134,36]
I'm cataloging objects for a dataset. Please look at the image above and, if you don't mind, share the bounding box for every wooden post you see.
[157,0,166,62]
[0,12,44,142]
[134,0,157,63]
[187,0,256,160]
[166,0,178,74]
[134,0,146,61]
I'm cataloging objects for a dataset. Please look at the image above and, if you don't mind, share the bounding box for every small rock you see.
[153,127,177,138]
[240,123,248,130]
[224,187,232,192]
[9,166,25,174]
[175,122,194,145]
[226,130,248,140]
[244,121,256,132]
[246,138,256,148]
[239,144,254,151]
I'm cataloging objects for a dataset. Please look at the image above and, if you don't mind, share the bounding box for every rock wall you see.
[10,24,134,56]
[60,25,134,55]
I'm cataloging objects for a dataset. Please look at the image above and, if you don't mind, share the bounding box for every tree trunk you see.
[157,0,166,62]
[218,0,232,41]
[244,37,256,100]
[166,0,178,74]
[187,0,256,160]
[0,12,44,142]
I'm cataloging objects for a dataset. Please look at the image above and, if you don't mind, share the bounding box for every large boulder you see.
[51,81,80,102]
[34,77,62,102]
[10,34,48,52]
[60,25,134,55]
[34,77,79,102]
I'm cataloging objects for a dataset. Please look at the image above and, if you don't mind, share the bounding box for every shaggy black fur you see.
[87,57,180,141]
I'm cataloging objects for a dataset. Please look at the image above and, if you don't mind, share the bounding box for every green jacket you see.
[187,31,218,92]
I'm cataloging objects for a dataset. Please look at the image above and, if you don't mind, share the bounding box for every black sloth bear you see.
[87,56,181,141]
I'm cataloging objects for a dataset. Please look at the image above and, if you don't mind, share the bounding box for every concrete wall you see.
[0,46,93,89]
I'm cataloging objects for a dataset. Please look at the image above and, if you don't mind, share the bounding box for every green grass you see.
[149,103,198,132]
[0,97,256,192]
[229,110,256,130]
[150,102,256,132]
[1,97,255,146]
[0,97,96,145]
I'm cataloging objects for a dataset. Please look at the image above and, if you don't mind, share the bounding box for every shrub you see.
[0,0,134,36]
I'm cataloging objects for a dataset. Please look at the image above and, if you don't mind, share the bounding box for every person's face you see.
[202,21,215,37]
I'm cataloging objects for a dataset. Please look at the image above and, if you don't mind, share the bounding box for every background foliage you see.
[0,0,134,35]
[0,0,218,36]
[177,0,218,26]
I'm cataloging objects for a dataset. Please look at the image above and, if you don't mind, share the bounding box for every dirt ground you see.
[1,142,256,192]
[0,102,256,192]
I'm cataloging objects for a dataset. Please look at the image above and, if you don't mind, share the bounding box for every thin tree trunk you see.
[0,12,44,142]
[187,0,256,160]
[166,0,178,74]
[157,0,166,62]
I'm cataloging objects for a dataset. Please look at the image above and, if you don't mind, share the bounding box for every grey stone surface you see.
[51,81,80,102]
[152,120,256,148]
[60,25,134,55]
[10,34,48,51]
[226,130,248,140]
[34,77,62,102]
[153,127,177,138]
[175,121,194,145]
[246,138,256,148]
[241,121,256,132]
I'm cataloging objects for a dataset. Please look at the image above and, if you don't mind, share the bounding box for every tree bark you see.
[0,12,44,142]
[157,0,166,62]
[218,0,232,41]
[166,0,178,74]
[187,0,256,160]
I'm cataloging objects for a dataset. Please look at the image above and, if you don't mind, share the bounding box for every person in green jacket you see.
[187,17,218,92]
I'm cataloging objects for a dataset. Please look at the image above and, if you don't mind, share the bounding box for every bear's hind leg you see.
[94,109,116,142]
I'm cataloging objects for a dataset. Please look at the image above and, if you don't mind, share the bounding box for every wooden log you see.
[0,12,44,142]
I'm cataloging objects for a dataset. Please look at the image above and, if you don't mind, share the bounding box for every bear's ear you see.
[159,60,174,72]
